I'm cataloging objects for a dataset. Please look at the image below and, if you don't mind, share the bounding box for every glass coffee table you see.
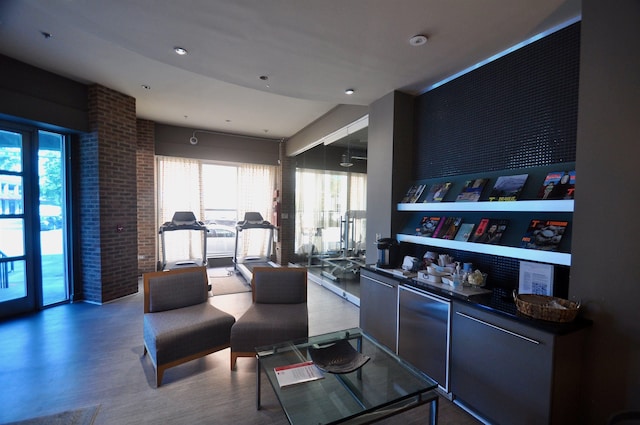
[256,328,438,424]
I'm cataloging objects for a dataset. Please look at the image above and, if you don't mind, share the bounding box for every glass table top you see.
[256,328,438,425]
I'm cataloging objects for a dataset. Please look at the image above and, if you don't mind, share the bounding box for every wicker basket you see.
[513,292,580,323]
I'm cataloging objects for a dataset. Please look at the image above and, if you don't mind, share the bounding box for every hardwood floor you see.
[0,271,482,425]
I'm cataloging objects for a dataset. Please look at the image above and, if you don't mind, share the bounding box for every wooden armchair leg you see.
[156,366,165,387]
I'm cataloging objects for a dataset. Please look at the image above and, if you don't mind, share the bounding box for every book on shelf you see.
[416,216,443,237]
[454,223,475,242]
[437,216,463,240]
[423,182,452,202]
[455,178,489,202]
[520,219,569,251]
[401,184,427,203]
[469,218,509,244]
[537,170,575,200]
[488,174,529,201]
[274,361,325,388]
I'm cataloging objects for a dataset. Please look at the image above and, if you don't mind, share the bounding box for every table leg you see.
[429,394,439,425]
[256,356,261,410]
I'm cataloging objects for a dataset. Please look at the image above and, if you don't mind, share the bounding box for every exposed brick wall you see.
[77,130,101,301]
[77,84,138,303]
[136,119,156,275]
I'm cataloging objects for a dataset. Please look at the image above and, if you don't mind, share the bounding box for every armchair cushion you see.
[144,302,235,366]
[146,269,209,312]
[253,267,307,304]
[230,303,308,353]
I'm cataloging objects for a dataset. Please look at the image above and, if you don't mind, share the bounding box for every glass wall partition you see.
[293,127,367,300]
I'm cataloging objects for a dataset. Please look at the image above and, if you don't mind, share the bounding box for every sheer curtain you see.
[348,173,367,253]
[156,157,277,265]
[236,163,277,259]
[295,168,369,256]
[156,156,204,265]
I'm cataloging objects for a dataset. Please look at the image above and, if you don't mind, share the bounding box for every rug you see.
[208,268,251,296]
[6,405,100,425]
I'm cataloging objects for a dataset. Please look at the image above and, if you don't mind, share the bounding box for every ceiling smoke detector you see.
[409,34,428,46]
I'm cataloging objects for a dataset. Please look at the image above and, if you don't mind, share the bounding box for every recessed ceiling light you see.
[173,46,188,55]
[409,34,428,46]
[345,88,355,95]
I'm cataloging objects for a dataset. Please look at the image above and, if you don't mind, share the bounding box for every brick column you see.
[78,84,138,303]
[136,119,156,275]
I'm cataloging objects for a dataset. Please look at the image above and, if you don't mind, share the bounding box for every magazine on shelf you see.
[454,223,475,242]
[432,216,449,238]
[520,219,569,251]
[469,218,509,244]
[423,182,452,202]
[488,174,529,201]
[401,184,427,203]
[455,178,489,202]
[274,361,325,388]
[438,216,463,240]
[537,170,575,200]
[416,216,443,237]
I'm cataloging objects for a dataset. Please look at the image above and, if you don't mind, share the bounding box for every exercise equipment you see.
[233,212,277,281]
[158,211,207,271]
[320,210,366,281]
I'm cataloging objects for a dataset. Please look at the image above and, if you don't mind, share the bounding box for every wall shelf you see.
[396,234,571,266]
[397,200,574,213]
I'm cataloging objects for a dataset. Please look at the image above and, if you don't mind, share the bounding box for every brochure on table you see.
[274,361,324,388]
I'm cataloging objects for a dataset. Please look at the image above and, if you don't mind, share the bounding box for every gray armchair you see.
[230,266,308,369]
[143,267,236,386]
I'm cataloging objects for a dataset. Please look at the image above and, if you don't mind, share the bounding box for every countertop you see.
[363,265,591,335]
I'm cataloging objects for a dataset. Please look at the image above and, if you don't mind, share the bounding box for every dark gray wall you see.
[0,54,88,132]
[154,123,280,165]
[572,0,640,422]
[365,91,414,265]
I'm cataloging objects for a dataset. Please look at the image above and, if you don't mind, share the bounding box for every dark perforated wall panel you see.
[407,22,579,293]
[413,22,580,179]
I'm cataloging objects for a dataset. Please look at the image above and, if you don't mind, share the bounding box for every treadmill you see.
[158,211,208,271]
[233,212,277,281]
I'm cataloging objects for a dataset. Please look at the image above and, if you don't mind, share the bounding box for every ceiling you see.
[0,0,580,142]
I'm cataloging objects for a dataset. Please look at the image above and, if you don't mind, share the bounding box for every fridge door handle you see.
[455,312,540,345]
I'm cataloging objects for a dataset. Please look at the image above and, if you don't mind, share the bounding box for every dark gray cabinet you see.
[398,286,451,392]
[359,268,398,351]
[451,301,587,425]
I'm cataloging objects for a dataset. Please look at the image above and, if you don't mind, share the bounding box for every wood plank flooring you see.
[0,271,482,425]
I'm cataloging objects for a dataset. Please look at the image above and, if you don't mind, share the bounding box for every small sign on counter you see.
[519,261,554,295]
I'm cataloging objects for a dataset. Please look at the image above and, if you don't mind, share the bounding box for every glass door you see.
[0,126,69,319]
[38,130,68,306]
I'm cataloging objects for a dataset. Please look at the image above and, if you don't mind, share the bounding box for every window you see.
[156,156,276,262]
